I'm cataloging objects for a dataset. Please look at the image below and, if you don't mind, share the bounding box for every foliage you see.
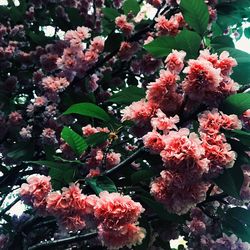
[0,0,250,249]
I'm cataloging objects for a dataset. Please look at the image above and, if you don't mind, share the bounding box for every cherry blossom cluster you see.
[95,191,145,249]
[57,26,105,79]
[155,13,185,36]
[185,207,250,249]
[122,49,238,124]
[19,175,145,249]
[183,50,238,106]
[121,48,242,214]
[82,124,121,174]
[115,15,135,37]
[145,109,240,214]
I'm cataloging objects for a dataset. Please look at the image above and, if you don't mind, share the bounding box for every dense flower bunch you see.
[1,0,250,249]
[20,175,145,249]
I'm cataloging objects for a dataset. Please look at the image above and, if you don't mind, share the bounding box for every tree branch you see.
[0,196,21,218]
[28,232,98,250]
[104,146,146,176]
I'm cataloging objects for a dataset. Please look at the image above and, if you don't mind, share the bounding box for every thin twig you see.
[0,197,21,218]
[104,146,146,176]
[28,232,98,250]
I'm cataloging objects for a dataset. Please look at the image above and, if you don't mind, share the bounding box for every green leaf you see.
[224,130,250,147]
[220,93,250,115]
[180,0,209,35]
[27,160,69,168]
[85,132,109,147]
[123,0,140,15]
[63,102,111,121]
[61,127,88,156]
[9,0,27,23]
[86,176,117,195]
[66,8,85,27]
[144,29,201,59]
[134,218,151,250]
[7,143,34,160]
[211,36,235,50]
[139,195,185,223]
[244,27,250,39]
[216,48,250,84]
[28,31,53,46]
[102,7,120,21]
[226,207,250,226]
[131,169,155,184]
[214,157,244,199]
[49,165,75,190]
[222,214,250,243]
[108,86,146,104]
[27,161,75,190]
[104,33,124,52]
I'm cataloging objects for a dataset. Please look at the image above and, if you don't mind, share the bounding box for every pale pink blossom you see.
[86,168,101,178]
[98,223,146,250]
[151,109,179,133]
[217,51,237,76]
[94,191,144,229]
[82,124,98,136]
[198,109,242,135]
[106,152,121,169]
[146,70,179,105]
[8,111,22,124]
[143,131,166,153]
[82,124,110,137]
[115,15,134,36]
[86,149,104,168]
[19,125,33,139]
[90,37,105,53]
[160,128,210,179]
[33,96,47,107]
[46,184,97,231]
[121,99,155,123]
[165,49,186,74]
[182,59,222,103]
[42,76,70,92]
[20,174,51,211]
[150,170,208,214]
[155,13,184,36]
[201,133,236,177]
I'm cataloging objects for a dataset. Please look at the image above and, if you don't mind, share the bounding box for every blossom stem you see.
[104,146,146,176]
[28,231,98,250]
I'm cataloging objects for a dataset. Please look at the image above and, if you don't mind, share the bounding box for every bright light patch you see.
[234,23,250,54]
[170,236,187,249]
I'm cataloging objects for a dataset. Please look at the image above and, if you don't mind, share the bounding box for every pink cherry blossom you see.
[20,174,51,211]
[165,49,186,74]
[42,76,70,93]
[143,130,166,153]
[115,15,134,37]
[150,170,209,215]
[94,191,144,229]
[151,109,179,134]
[98,223,146,250]
[121,99,155,123]
[106,152,121,169]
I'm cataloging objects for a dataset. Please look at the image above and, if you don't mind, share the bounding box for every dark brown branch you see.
[28,232,98,250]
[104,146,146,176]
[199,193,228,205]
